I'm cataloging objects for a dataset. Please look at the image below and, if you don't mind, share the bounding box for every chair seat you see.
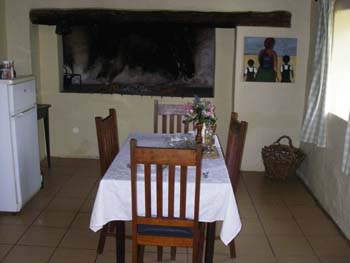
[137,224,193,238]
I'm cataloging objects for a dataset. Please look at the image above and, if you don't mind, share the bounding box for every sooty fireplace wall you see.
[62,25,215,97]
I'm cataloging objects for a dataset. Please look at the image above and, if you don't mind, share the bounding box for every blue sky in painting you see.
[244,37,297,56]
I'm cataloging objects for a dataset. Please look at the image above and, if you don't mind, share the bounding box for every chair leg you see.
[132,241,138,263]
[229,239,236,258]
[97,224,108,254]
[204,222,216,263]
[192,223,203,263]
[170,247,176,261]
[198,223,205,263]
[192,245,198,263]
[137,245,144,263]
[116,221,125,263]
[132,241,140,263]
[157,246,163,261]
[97,221,118,255]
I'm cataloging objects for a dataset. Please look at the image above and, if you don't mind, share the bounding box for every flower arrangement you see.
[183,96,217,124]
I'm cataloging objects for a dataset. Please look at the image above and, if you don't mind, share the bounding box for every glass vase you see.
[210,123,217,145]
[204,124,215,153]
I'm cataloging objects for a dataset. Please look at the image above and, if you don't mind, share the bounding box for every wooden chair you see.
[154,100,193,134]
[130,139,205,263]
[95,108,123,255]
[224,112,248,258]
[225,112,248,193]
[204,112,248,261]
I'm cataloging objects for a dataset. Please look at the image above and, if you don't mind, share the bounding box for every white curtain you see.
[342,113,350,176]
[300,0,335,147]
[335,0,350,176]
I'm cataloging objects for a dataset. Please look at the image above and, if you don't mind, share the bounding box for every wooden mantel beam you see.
[30,9,291,28]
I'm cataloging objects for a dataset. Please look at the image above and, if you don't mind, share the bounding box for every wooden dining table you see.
[90,133,241,262]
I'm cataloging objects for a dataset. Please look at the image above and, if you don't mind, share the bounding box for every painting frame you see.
[242,36,298,83]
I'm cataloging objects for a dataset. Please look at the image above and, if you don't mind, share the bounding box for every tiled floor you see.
[0,158,349,263]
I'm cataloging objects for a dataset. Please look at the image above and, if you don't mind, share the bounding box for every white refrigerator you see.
[0,76,42,212]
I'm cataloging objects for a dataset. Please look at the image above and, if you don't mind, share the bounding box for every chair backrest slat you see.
[134,148,197,165]
[95,109,119,177]
[145,164,152,217]
[184,122,190,133]
[168,164,175,218]
[179,166,187,219]
[170,115,175,133]
[176,115,182,133]
[156,165,163,218]
[225,112,248,192]
[162,115,167,133]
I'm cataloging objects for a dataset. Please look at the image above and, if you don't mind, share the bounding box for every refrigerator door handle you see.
[12,106,35,118]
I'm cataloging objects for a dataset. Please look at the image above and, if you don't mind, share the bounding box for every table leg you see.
[116,221,125,263]
[205,222,216,263]
[43,112,51,168]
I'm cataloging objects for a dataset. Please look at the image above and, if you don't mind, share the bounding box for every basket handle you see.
[274,135,294,148]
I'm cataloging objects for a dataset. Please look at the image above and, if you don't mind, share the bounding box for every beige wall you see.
[3,0,311,162]
[0,0,7,60]
[299,2,350,239]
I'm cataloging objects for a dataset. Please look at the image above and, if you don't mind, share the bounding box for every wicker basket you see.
[262,136,305,179]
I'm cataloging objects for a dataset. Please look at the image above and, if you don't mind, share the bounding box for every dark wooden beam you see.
[30,9,291,28]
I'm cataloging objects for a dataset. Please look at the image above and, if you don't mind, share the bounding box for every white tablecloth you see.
[90,133,241,245]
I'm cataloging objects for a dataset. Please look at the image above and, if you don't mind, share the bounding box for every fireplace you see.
[62,24,215,97]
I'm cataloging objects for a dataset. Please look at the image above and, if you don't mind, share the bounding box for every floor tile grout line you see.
[5,179,69,254]
[243,172,329,262]
[0,169,76,262]
[48,161,100,263]
[282,176,350,260]
[8,243,99,250]
[280,189,323,262]
[238,172,350,262]
[0,243,16,263]
[11,163,91,262]
[45,170,100,263]
[296,177,350,247]
[241,172,282,261]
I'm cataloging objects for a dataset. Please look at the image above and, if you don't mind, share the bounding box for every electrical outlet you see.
[72,127,80,134]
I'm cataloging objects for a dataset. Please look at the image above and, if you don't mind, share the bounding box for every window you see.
[328,3,350,120]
